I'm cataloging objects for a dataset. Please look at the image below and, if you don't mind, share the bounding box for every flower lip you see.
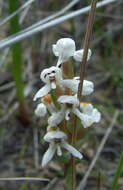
[49,76,56,82]
[40,66,62,83]
[44,130,67,142]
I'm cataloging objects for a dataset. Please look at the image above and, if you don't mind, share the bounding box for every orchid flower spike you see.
[42,130,83,167]
[33,66,62,101]
[52,38,92,67]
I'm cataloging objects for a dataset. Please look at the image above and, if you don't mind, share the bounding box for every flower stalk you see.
[72,0,97,189]
[78,0,97,101]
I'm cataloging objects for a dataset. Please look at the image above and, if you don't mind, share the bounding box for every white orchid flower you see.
[42,130,83,167]
[48,109,65,126]
[52,38,75,67]
[62,78,94,96]
[58,95,82,121]
[48,95,80,126]
[57,95,100,128]
[52,38,92,67]
[79,102,101,128]
[33,66,62,101]
[35,103,47,117]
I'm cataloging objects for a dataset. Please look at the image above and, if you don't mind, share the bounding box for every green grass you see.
[111,152,123,190]
[8,0,25,107]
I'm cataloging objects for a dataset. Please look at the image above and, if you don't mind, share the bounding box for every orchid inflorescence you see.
[33,38,101,167]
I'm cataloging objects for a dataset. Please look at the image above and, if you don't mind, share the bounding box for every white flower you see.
[35,103,47,117]
[52,38,92,67]
[48,109,65,126]
[57,95,100,128]
[52,38,75,67]
[42,130,83,167]
[58,95,82,121]
[62,78,94,96]
[48,95,80,127]
[33,66,62,101]
[79,102,101,127]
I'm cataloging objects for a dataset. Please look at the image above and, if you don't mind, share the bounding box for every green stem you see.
[9,0,25,107]
[51,89,61,110]
[111,152,123,190]
[8,0,30,125]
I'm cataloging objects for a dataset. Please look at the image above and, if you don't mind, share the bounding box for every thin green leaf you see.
[111,152,123,190]
[9,0,25,106]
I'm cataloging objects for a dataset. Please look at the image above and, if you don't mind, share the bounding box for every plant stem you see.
[70,0,97,189]
[77,0,97,101]
[9,0,29,125]
[71,116,78,190]
[111,152,123,190]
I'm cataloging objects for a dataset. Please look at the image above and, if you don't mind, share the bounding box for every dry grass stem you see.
[0,177,49,182]
[77,0,97,101]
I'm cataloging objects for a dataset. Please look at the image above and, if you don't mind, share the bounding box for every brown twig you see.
[71,0,97,190]
[77,0,97,101]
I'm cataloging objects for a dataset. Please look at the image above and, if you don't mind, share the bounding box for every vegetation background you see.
[0,0,123,189]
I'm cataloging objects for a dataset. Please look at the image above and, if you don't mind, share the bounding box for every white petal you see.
[63,78,94,96]
[74,76,80,80]
[73,49,84,62]
[92,109,101,123]
[72,108,84,120]
[54,67,62,83]
[82,80,94,95]
[58,95,79,106]
[51,82,56,89]
[54,38,75,66]
[62,79,78,93]
[87,49,92,60]
[80,103,101,124]
[40,68,50,83]
[52,44,59,56]
[33,85,51,101]
[44,130,67,142]
[48,110,65,126]
[62,142,83,160]
[80,103,93,114]
[56,38,75,57]
[56,56,63,67]
[35,103,47,117]
[74,49,92,62]
[81,115,93,128]
[57,145,62,156]
[41,144,56,167]
[73,108,93,128]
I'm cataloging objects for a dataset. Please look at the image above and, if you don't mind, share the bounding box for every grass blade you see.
[111,152,123,190]
[8,0,29,125]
